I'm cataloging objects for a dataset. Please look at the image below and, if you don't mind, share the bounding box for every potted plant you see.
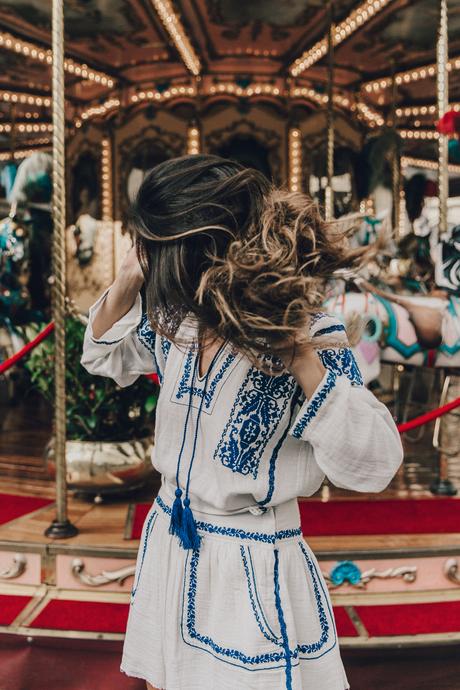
[26,316,159,496]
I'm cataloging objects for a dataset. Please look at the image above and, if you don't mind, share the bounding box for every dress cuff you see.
[87,288,142,345]
[289,369,337,439]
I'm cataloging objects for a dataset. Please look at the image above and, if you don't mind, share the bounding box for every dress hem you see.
[120,664,166,689]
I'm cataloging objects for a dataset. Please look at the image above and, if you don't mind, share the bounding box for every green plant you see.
[25,317,159,442]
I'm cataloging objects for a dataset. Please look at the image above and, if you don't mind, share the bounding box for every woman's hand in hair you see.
[92,246,144,340]
[281,342,326,400]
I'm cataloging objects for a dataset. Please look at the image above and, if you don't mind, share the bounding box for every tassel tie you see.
[169,339,226,550]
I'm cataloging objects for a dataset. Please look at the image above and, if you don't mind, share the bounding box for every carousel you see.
[0,0,460,686]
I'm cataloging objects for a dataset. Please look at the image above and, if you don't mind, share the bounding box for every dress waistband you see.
[155,487,302,545]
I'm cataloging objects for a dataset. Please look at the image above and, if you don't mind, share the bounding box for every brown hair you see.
[128,154,365,369]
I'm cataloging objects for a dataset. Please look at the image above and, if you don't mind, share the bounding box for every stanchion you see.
[45,0,78,538]
[325,1,334,221]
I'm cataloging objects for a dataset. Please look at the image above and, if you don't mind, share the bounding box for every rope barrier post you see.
[45,0,78,539]
[430,375,458,496]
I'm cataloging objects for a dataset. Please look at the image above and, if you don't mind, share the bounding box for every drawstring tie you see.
[169,339,226,550]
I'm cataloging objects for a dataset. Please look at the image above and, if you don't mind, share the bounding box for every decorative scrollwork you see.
[444,558,460,585]
[0,553,27,580]
[71,558,136,587]
[324,560,417,589]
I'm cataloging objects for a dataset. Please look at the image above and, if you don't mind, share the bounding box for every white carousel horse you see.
[325,287,460,384]
[67,214,131,312]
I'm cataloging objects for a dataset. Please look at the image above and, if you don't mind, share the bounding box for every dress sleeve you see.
[81,288,162,387]
[288,313,403,492]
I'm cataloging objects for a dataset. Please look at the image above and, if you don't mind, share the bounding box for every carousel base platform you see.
[0,479,460,654]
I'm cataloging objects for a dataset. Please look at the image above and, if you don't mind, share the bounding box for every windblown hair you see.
[128,154,366,369]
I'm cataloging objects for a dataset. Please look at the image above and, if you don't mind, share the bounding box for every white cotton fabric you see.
[81,293,403,690]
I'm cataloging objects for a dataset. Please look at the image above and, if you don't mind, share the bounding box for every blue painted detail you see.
[314,323,346,338]
[291,370,337,438]
[214,364,296,478]
[175,347,236,409]
[373,294,423,359]
[240,545,282,645]
[362,315,383,343]
[274,549,293,689]
[329,561,362,587]
[131,510,157,601]
[156,495,301,544]
[318,348,364,386]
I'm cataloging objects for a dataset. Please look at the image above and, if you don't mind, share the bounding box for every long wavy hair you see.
[128,154,365,369]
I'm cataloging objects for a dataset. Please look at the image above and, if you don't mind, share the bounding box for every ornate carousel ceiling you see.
[0,0,459,160]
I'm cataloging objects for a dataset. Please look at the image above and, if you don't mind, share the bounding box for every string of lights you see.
[151,0,201,76]
[363,56,460,92]
[290,0,393,77]
[0,31,114,87]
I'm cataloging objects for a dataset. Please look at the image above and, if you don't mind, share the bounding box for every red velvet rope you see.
[0,322,458,431]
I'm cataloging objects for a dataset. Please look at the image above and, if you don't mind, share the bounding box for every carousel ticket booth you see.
[0,0,460,687]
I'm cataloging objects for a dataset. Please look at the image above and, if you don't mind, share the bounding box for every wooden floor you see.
[0,636,458,690]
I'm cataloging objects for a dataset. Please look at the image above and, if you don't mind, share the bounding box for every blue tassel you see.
[169,487,183,536]
[178,497,201,550]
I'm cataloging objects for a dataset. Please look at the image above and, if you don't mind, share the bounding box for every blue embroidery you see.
[156,495,301,543]
[136,313,161,381]
[297,541,334,657]
[131,510,157,601]
[318,347,364,386]
[241,545,282,645]
[91,336,124,345]
[175,348,236,409]
[184,548,288,667]
[160,336,171,364]
[274,548,293,689]
[258,387,302,506]
[291,370,337,438]
[181,539,334,669]
[214,365,296,478]
[314,323,345,337]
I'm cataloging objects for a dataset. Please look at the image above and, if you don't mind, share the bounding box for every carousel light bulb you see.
[150,0,201,76]
[101,138,113,221]
[289,128,303,193]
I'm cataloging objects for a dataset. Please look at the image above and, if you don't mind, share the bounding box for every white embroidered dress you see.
[81,291,403,690]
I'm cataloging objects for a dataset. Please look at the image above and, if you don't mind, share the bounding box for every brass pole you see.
[45,0,78,538]
[325,2,334,220]
[390,62,400,240]
[437,0,449,240]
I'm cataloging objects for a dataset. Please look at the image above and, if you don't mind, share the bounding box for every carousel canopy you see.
[0,0,459,166]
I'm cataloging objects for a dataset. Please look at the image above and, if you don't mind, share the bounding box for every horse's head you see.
[72,214,98,266]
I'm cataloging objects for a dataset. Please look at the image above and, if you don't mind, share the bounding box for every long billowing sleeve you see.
[81,288,163,387]
[289,314,403,493]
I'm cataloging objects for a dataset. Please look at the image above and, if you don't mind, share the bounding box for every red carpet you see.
[333,607,359,637]
[128,497,460,539]
[0,594,32,625]
[0,493,53,526]
[29,600,129,633]
[356,601,460,637]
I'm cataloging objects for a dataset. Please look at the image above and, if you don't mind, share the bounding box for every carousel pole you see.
[437,0,449,241]
[325,1,334,221]
[45,0,78,538]
[431,0,456,497]
[390,61,401,240]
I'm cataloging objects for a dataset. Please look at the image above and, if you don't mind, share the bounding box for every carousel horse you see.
[66,214,131,312]
[326,285,460,382]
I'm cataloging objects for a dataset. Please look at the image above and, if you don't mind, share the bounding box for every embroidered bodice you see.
[82,291,403,515]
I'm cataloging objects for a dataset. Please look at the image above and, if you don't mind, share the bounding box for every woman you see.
[82,155,403,690]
